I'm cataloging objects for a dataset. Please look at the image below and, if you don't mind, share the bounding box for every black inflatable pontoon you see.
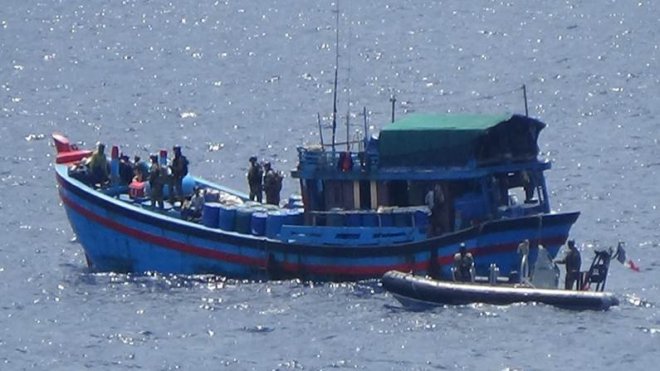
[382,270,619,311]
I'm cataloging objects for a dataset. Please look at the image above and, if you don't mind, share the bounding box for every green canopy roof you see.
[377,113,544,167]
[384,114,512,132]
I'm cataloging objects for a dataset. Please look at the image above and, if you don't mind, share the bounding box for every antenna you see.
[331,2,340,153]
[345,18,352,151]
[390,95,396,123]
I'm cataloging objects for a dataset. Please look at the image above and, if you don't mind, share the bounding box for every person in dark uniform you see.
[247,156,263,203]
[554,239,582,290]
[263,162,282,206]
[169,145,189,204]
[148,154,166,209]
[452,243,475,282]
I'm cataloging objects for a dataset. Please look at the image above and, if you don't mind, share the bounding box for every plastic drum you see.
[266,211,286,238]
[202,202,221,228]
[251,212,268,236]
[218,204,237,231]
[346,212,362,227]
[235,207,253,234]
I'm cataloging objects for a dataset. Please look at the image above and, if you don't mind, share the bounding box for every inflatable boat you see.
[382,270,619,310]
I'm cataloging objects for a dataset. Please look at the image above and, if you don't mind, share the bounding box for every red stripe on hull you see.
[60,191,266,267]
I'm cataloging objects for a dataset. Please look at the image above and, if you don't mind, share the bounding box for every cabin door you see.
[359,181,371,209]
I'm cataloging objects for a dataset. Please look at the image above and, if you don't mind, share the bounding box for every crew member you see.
[453,243,475,282]
[426,184,449,237]
[181,186,205,221]
[169,145,189,204]
[86,142,109,185]
[148,154,166,209]
[247,156,263,203]
[263,162,283,206]
[554,239,582,290]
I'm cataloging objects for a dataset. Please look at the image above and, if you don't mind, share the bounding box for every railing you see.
[297,147,379,173]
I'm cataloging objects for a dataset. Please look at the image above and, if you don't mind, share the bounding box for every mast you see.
[345,15,352,152]
[331,2,339,153]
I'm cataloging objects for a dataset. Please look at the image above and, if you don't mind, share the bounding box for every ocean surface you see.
[1,0,659,369]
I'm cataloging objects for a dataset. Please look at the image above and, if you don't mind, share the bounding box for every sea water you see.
[1,0,658,369]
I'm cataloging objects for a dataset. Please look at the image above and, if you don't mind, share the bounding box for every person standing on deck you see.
[148,154,166,209]
[426,184,447,237]
[169,145,189,205]
[263,162,282,206]
[247,156,263,203]
[554,239,582,290]
[86,142,109,185]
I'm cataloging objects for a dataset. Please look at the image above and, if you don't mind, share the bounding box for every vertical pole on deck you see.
[362,106,368,147]
[522,84,529,117]
[317,112,325,149]
[390,95,396,123]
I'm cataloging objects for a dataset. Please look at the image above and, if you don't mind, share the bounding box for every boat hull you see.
[56,164,579,281]
[382,270,619,310]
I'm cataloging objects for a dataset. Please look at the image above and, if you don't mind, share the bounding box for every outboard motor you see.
[530,245,560,289]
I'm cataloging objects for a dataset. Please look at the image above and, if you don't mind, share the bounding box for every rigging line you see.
[411,85,527,109]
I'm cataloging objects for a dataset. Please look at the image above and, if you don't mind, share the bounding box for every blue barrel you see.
[218,204,237,231]
[378,212,394,227]
[326,212,345,227]
[413,209,429,228]
[266,211,286,238]
[251,212,267,236]
[288,194,303,209]
[346,212,362,227]
[235,207,253,234]
[202,202,221,228]
[284,209,304,226]
[182,175,195,196]
[393,210,410,227]
[362,212,378,227]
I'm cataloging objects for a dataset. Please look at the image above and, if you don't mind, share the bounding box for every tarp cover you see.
[377,113,545,167]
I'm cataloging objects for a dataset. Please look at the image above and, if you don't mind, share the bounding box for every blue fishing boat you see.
[52,112,579,281]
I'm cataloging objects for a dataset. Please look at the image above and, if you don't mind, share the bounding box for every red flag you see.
[625,259,641,272]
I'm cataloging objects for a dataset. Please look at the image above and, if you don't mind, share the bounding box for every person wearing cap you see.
[86,142,109,185]
[148,154,166,209]
[263,161,283,206]
[554,239,582,290]
[452,243,475,282]
[247,156,263,203]
[169,145,189,204]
